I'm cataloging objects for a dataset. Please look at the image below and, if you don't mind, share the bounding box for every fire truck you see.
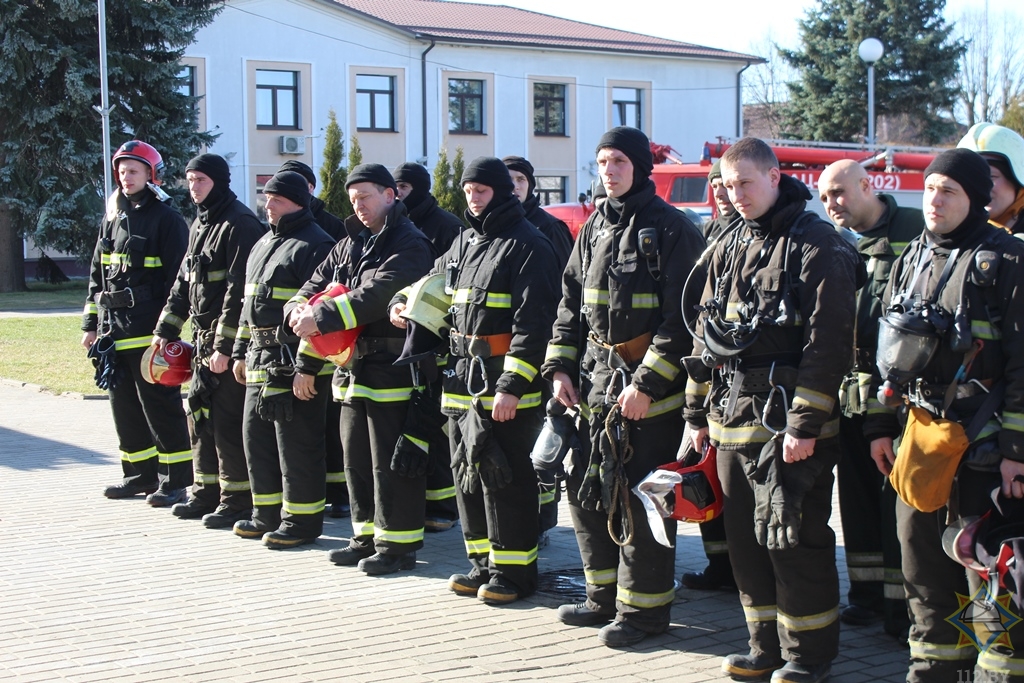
[545,138,938,237]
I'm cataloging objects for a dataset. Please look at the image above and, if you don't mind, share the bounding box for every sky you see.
[464,0,1020,55]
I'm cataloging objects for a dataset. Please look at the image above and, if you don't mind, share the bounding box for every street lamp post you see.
[858,38,884,148]
[95,0,114,199]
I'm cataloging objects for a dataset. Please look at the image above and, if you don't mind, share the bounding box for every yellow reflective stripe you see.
[375,527,424,544]
[114,336,153,351]
[490,546,538,566]
[777,606,839,632]
[192,407,210,421]
[847,551,883,565]
[194,471,219,485]
[503,355,539,382]
[144,256,162,268]
[486,292,511,308]
[271,287,298,301]
[101,253,162,267]
[158,311,185,329]
[793,386,836,414]
[244,283,257,296]
[847,566,884,582]
[632,292,659,309]
[685,378,710,397]
[237,326,251,341]
[866,397,892,415]
[743,604,778,622]
[703,540,729,555]
[584,567,617,586]
[1002,412,1024,433]
[84,302,98,315]
[207,269,227,282]
[545,344,578,362]
[220,478,251,491]
[617,585,676,608]
[159,450,192,465]
[972,320,1001,341]
[539,490,556,505]
[215,323,237,340]
[978,648,1024,675]
[352,520,375,537]
[246,369,268,384]
[583,288,608,306]
[426,486,456,501]
[884,583,906,599]
[726,302,742,321]
[441,391,543,412]
[121,446,158,463]
[344,384,416,403]
[709,417,840,444]
[326,471,346,484]
[332,293,358,329]
[263,387,290,398]
[909,640,977,661]
[641,348,679,381]
[884,568,904,584]
[890,241,909,256]
[647,391,685,419]
[282,498,326,515]
[298,338,324,361]
[406,434,429,452]
[101,254,112,265]
[253,492,283,506]
[317,363,335,377]
[465,537,491,555]
[975,419,1000,442]
[452,288,471,304]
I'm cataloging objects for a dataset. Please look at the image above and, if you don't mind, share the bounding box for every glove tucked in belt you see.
[256,363,294,422]
[391,387,446,478]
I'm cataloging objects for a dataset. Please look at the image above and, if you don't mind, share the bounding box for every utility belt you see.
[727,364,800,394]
[355,336,405,358]
[586,331,653,371]
[910,378,994,417]
[94,286,153,309]
[250,325,300,350]
[449,331,513,359]
[718,354,801,420]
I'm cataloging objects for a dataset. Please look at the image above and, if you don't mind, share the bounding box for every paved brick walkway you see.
[0,382,908,682]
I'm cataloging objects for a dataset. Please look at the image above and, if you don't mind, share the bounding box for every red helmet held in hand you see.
[307,283,363,366]
[141,340,194,386]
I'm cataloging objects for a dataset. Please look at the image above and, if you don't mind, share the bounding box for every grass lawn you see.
[0,316,192,396]
[0,280,89,311]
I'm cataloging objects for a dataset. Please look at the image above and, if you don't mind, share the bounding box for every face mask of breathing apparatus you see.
[530,398,579,484]
[875,295,950,407]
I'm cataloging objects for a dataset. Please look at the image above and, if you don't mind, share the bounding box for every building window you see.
[612,87,642,130]
[536,176,567,206]
[533,83,566,136]
[256,70,298,129]
[448,79,484,134]
[357,74,396,132]
[670,176,709,204]
[178,65,196,98]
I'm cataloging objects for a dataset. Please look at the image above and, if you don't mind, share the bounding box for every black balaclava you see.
[394,162,431,211]
[923,148,993,243]
[595,126,654,203]
[186,153,231,209]
[278,160,316,189]
[461,156,515,221]
[502,155,536,197]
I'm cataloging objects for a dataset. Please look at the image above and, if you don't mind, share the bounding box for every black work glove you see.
[256,365,293,422]
[88,336,120,390]
[477,440,513,490]
[451,413,479,494]
[769,449,829,551]
[748,437,782,548]
[391,434,430,478]
[187,365,219,435]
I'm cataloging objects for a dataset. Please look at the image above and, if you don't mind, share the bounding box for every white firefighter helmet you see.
[400,273,452,337]
[958,122,1024,187]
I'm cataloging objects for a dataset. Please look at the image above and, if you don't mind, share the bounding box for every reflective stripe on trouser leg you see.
[698,513,734,578]
[341,401,375,551]
[276,374,329,539]
[425,434,458,520]
[126,352,192,489]
[450,415,498,577]
[106,353,157,487]
[243,384,282,532]
[324,398,349,506]
[538,477,559,534]
[365,398,424,553]
[567,415,681,631]
[838,413,885,613]
[210,366,251,510]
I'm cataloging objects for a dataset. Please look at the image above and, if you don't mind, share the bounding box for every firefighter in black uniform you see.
[865,148,1024,683]
[278,159,350,519]
[818,159,920,638]
[290,164,433,575]
[426,157,559,605]
[684,138,857,683]
[152,153,265,528]
[394,161,464,532]
[83,140,191,506]
[684,158,739,593]
[230,170,334,548]
[542,127,705,647]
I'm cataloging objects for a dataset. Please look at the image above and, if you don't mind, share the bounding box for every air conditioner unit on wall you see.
[279,135,306,155]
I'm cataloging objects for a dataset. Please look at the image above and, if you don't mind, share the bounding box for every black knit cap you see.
[502,155,536,195]
[925,148,994,212]
[708,159,723,182]
[595,126,654,183]
[263,170,311,209]
[394,162,431,192]
[185,153,230,187]
[461,156,514,195]
[346,163,397,193]
[278,160,316,188]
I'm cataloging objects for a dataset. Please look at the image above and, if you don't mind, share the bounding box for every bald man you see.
[818,160,923,641]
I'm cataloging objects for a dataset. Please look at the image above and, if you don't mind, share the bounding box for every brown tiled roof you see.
[328,0,758,62]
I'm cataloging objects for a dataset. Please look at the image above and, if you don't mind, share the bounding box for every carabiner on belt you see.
[759,362,789,437]
[605,367,629,406]
[467,354,489,398]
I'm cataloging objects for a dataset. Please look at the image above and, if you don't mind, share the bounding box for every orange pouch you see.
[890,406,969,513]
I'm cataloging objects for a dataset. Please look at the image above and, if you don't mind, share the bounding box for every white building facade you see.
[184,0,758,210]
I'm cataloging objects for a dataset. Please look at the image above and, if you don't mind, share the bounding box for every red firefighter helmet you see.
[307,283,363,366]
[656,440,724,523]
[112,140,165,184]
[141,340,194,386]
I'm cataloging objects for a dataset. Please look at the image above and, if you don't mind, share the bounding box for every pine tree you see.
[348,134,363,169]
[1001,96,1024,138]
[0,0,221,291]
[433,146,454,214]
[318,108,351,218]
[450,146,468,220]
[781,0,964,144]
